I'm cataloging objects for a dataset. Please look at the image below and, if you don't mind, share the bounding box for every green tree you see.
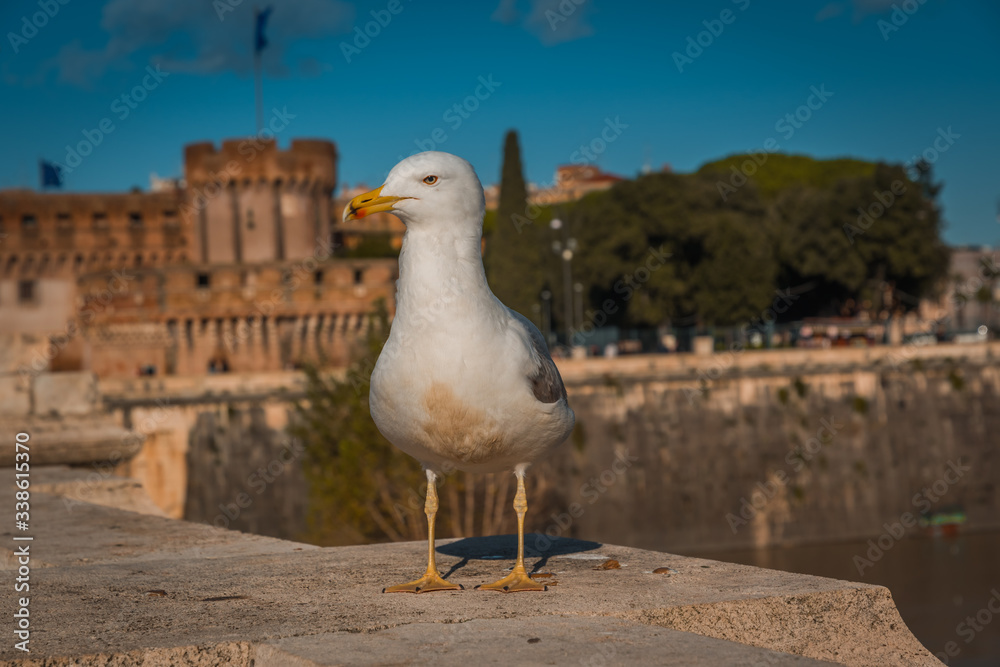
[484,130,554,326]
[698,153,875,200]
[773,163,949,316]
[568,171,776,328]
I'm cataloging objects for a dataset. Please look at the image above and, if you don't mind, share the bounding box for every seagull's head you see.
[343,151,485,231]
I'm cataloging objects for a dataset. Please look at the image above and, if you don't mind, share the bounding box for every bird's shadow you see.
[437,534,602,578]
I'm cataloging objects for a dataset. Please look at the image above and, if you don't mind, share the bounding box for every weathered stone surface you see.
[256,616,834,666]
[0,422,141,467]
[0,481,940,666]
[0,374,30,416]
[33,371,98,416]
[29,465,167,517]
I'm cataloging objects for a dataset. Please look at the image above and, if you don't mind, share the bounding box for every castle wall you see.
[203,188,236,264]
[0,276,76,333]
[184,138,337,264]
[75,258,396,377]
[238,184,278,263]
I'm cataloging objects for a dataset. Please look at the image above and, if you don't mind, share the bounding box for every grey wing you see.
[507,309,568,404]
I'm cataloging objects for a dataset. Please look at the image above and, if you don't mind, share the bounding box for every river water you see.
[678,531,1000,666]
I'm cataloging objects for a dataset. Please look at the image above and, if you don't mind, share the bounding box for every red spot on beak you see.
[355,208,366,218]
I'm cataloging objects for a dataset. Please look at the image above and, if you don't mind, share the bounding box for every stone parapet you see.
[1,477,938,666]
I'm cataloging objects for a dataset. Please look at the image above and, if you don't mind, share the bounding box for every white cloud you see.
[491,0,595,46]
[52,0,354,87]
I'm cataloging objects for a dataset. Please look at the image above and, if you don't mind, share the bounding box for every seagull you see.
[344,151,575,593]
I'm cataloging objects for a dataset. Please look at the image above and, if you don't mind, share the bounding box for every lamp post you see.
[573,282,584,332]
[540,289,553,345]
[550,218,576,346]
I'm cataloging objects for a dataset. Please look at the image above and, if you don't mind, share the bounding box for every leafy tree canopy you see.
[484,149,950,330]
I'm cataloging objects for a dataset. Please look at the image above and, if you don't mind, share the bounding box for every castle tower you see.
[183,138,337,264]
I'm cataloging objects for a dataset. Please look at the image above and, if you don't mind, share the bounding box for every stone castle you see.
[0,138,403,378]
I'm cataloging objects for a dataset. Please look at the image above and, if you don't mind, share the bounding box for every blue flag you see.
[255,7,273,54]
[40,160,63,189]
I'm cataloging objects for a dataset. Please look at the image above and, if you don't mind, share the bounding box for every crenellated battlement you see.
[184,138,337,191]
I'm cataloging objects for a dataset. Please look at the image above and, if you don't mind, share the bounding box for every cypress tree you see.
[485,130,548,324]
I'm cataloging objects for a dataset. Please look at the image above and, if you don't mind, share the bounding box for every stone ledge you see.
[1,476,940,666]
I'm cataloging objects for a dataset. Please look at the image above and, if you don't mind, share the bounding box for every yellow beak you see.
[343,185,410,221]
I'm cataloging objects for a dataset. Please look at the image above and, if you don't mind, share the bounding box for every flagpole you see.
[254,6,263,134]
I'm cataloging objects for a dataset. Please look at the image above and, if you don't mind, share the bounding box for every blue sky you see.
[2,0,998,245]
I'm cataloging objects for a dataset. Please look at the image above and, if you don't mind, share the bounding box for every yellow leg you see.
[384,470,461,594]
[479,470,546,593]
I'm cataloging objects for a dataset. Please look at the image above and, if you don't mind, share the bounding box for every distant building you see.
[1,138,398,378]
[484,165,625,210]
[925,245,1000,331]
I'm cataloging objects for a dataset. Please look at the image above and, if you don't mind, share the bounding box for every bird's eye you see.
[423,175,438,185]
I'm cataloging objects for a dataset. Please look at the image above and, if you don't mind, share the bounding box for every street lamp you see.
[540,289,553,345]
[573,282,584,332]
[550,218,576,346]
